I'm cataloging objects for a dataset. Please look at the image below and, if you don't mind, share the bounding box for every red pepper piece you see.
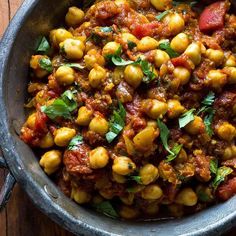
[132,21,159,39]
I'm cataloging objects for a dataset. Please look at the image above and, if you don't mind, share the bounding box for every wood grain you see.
[0,1,74,235]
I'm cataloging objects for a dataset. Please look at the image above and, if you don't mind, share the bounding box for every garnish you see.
[93,201,118,218]
[156,10,170,21]
[204,109,215,137]
[159,41,179,58]
[128,175,142,184]
[111,56,134,66]
[100,26,113,33]
[210,159,218,175]
[212,166,233,190]
[198,91,215,114]
[127,40,137,50]
[106,101,126,143]
[157,119,174,155]
[62,63,85,70]
[36,37,50,54]
[68,135,83,150]
[39,58,53,73]
[41,90,78,120]
[166,144,183,162]
[178,108,196,128]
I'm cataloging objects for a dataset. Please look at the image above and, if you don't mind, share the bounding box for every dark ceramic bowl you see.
[0,0,236,235]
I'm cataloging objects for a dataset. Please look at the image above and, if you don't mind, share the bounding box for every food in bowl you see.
[20,0,236,219]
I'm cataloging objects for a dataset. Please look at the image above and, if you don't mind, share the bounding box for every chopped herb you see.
[87,33,102,45]
[157,119,174,155]
[94,201,118,218]
[202,91,215,106]
[156,10,170,21]
[129,175,142,184]
[159,41,179,58]
[210,159,218,175]
[127,40,137,50]
[100,26,113,33]
[166,144,183,162]
[105,46,122,62]
[39,58,53,73]
[111,56,134,66]
[63,63,85,70]
[41,90,78,120]
[197,190,211,202]
[204,109,215,137]
[178,108,196,129]
[106,101,126,143]
[36,37,50,54]
[68,135,83,150]
[212,166,233,190]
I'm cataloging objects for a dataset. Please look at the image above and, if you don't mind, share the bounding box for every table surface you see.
[0,1,236,236]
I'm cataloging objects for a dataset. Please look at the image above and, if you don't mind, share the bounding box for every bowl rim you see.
[0,1,236,236]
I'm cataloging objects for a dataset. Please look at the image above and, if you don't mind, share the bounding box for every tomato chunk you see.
[171,54,194,71]
[199,1,228,33]
[132,21,159,39]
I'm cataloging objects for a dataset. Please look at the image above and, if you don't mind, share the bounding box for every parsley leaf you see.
[127,40,137,50]
[63,63,85,70]
[157,119,174,155]
[68,135,83,150]
[179,108,196,129]
[37,37,50,54]
[159,41,179,58]
[210,159,218,175]
[106,101,126,143]
[129,175,142,184]
[93,201,118,218]
[39,58,53,73]
[166,144,183,162]
[212,166,233,190]
[156,10,170,21]
[111,56,134,66]
[100,26,113,33]
[41,90,78,120]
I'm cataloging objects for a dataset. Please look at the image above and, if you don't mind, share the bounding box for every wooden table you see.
[0,1,74,235]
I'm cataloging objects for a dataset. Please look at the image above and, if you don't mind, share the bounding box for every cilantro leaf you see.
[106,101,126,143]
[204,109,215,137]
[63,63,85,70]
[202,91,215,106]
[111,56,134,66]
[105,46,122,63]
[179,108,196,129]
[129,175,142,184]
[37,37,50,54]
[159,41,179,58]
[39,58,53,73]
[166,144,183,162]
[157,119,174,155]
[197,190,212,202]
[100,26,113,33]
[156,10,170,21]
[212,166,233,190]
[127,40,137,50]
[68,135,83,150]
[210,159,218,175]
[94,201,118,218]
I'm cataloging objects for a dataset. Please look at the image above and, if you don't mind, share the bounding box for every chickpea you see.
[170,33,190,54]
[121,33,139,45]
[142,99,168,119]
[30,55,50,78]
[119,205,139,219]
[112,67,124,85]
[133,126,157,151]
[55,66,75,86]
[223,145,236,160]
[185,116,205,135]
[226,67,236,84]
[71,187,91,204]
[89,115,109,136]
[26,113,36,129]
[137,36,158,52]
[39,132,54,149]
[154,49,170,68]
[144,202,159,215]
[206,49,224,66]
[141,184,163,200]
[150,0,171,11]
[60,38,85,60]
[112,172,126,183]
[35,90,48,105]
[167,99,185,119]
[112,156,136,175]
[92,195,104,205]
[185,42,201,65]
[120,193,134,205]
[54,127,76,147]
[216,122,236,141]
[165,13,185,36]
[84,49,105,70]
[205,70,227,90]
[175,188,198,206]
[175,148,188,163]
[89,147,109,169]
[225,55,236,67]
[50,28,73,48]
[102,42,121,57]
[168,204,184,217]
[139,164,159,185]
[65,7,85,27]
[76,106,93,126]
[89,65,106,88]
[124,65,143,88]
[173,67,191,85]
[39,150,62,175]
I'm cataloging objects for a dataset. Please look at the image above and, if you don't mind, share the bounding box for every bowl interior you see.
[0,0,236,235]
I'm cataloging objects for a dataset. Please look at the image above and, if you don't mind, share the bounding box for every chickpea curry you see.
[20,0,236,220]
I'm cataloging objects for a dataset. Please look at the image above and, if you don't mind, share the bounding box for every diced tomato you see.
[199,1,228,33]
[132,21,159,39]
[34,109,48,133]
[171,54,194,71]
